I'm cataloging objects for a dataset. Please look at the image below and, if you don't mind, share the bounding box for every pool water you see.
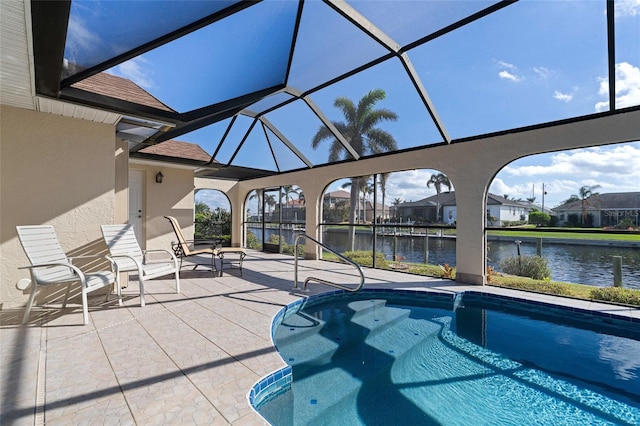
[255,291,640,425]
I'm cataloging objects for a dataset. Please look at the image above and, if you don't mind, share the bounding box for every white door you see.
[129,170,144,246]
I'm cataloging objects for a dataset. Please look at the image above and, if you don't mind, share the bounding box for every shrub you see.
[405,263,451,278]
[616,218,636,230]
[589,287,640,306]
[566,213,580,227]
[529,210,550,226]
[342,250,388,268]
[491,277,572,296]
[499,255,551,280]
[246,231,260,250]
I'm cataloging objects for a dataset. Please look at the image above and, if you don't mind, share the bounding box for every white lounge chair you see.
[16,225,121,325]
[101,224,180,306]
[164,215,246,276]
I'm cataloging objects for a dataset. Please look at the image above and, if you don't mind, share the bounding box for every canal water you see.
[251,227,640,289]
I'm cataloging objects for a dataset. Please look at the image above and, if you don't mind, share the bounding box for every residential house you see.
[554,192,640,228]
[395,192,530,226]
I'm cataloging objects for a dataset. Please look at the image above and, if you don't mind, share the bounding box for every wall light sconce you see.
[155,171,164,184]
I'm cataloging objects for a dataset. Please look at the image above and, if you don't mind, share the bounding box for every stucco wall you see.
[130,164,197,253]
[1,104,637,308]
[1,106,116,306]
[229,110,640,284]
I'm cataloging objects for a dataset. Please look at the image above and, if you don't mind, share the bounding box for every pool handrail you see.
[293,234,365,292]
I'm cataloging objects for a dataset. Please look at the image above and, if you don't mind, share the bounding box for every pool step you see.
[294,316,451,425]
[275,299,388,346]
[275,299,410,370]
[290,367,363,425]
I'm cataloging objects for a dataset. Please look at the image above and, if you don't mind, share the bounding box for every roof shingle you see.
[139,140,212,162]
[71,72,175,112]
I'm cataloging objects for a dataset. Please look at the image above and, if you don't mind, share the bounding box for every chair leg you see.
[115,276,123,306]
[81,288,89,325]
[211,254,218,276]
[239,253,245,277]
[174,270,180,293]
[139,277,146,307]
[22,284,38,325]
[61,282,72,308]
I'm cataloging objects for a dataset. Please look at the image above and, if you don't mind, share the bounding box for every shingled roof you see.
[555,192,640,210]
[138,140,212,162]
[71,72,175,112]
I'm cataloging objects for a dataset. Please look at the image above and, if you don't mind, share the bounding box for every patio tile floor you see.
[1,251,638,425]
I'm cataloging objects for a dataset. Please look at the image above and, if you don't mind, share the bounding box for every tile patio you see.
[1,251,638,425]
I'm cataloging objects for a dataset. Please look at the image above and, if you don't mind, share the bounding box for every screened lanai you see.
[1,0,639,291]
[2,2,640,424]
[28,0,638,175]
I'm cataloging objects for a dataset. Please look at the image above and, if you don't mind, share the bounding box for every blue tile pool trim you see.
[249,365,292,410]
[251,287,639,416]
[463,290,639,325]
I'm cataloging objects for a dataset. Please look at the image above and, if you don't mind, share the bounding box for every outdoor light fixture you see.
[155,171,164,184]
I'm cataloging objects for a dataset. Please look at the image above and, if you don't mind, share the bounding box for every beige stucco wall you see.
[129,163,197,252]
[1,106,116,306]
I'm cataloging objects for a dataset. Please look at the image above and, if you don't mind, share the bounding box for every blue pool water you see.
[252,290,640,425]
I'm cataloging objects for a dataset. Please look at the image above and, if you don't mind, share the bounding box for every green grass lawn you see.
[488,228,639,242]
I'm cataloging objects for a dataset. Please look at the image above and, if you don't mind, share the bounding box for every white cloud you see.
[113,57,155,90]
[386,169,448,202]
[66,16,101,55]
[496,143,640,205]
[489,178,521,198]
[533,66,554,80]
[195,189,230,210]
[498,61,517,70]
[499,70,524,82]
[595,62,640,112]
[615,0,640,17]
[505,144,640,178]
[553,90,573,103]
[497,61,524,82]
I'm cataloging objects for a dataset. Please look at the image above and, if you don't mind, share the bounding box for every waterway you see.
[250,227,640,289]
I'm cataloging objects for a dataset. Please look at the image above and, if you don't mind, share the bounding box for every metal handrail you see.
[293,234,365,292]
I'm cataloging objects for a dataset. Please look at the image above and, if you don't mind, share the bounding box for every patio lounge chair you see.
[164,215,246,276]
[16,225,121,325]
[101,224,180,306]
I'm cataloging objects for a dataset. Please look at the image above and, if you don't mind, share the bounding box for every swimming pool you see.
[251,290,640,425]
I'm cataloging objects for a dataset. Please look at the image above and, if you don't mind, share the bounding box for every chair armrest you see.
[179,239,222,247]
[143,248,179,265]
[19,262,85,279]
[19,262,79,272]
[104,253,143,273]
[68,255,118,272]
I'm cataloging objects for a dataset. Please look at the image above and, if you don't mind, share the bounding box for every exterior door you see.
[128,170,144,246]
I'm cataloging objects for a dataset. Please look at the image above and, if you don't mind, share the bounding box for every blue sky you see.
[78,0,640,209]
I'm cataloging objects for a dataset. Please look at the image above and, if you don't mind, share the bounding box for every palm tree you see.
[312,89,398,249]
[378,173,390,223]
[264,194,277,215]
[341,176,371,223]
[249,189,264,220]
[281,185,300,206]
[572,184,601,225]
[426,173,451,222]
[362,179,375,223]
[561,195,580,205]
